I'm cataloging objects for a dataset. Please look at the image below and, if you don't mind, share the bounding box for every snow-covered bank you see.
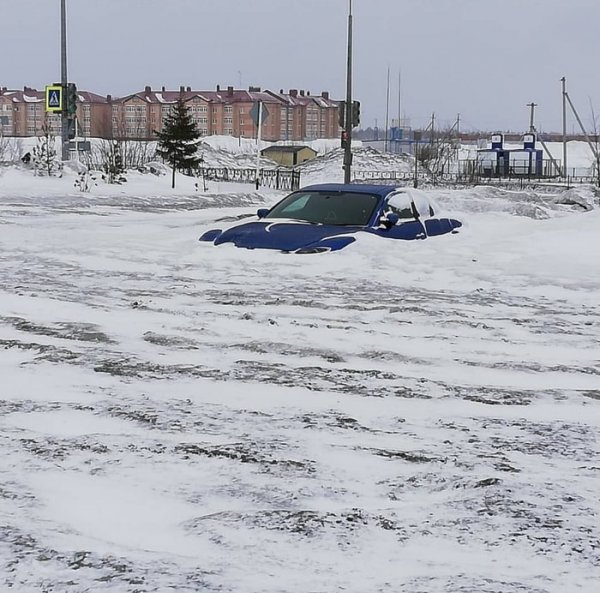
[0,161,599,593]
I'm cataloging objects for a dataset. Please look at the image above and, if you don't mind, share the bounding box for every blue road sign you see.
[45,85,63,112]
[250,102,269,126]
[49,90,60,107]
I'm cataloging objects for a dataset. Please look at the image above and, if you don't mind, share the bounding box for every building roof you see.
[119,86,286,106]
[0,88,43,103]
[77,91,111,104]
[261,145,317,154]
[0,87,110,104]
[266,89,339,109]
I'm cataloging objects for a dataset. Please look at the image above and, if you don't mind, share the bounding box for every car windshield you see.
[264,191,380,226]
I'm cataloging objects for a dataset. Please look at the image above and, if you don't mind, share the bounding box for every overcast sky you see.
[3,0,599,133]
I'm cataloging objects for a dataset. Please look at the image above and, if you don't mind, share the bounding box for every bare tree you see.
[416,125,459,182]
[80,136,157,179]
[0,132,24,164]
[0,130,9,162]
[111,110,157,169]
[588,100,600,187]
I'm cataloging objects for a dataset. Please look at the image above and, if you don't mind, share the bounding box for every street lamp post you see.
[61,0,69,160]
[561,76,567,178]
[343,0,353,183]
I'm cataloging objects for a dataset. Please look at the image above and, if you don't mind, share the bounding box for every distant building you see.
[0,84,343,142]
[265,89,339,141]
[477,133,546,177]
[0,86,112,138]
[0,87,60,137]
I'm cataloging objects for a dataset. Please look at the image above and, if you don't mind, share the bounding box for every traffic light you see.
[65,83,78,139]
[67,118,76,140]
[338,101,345,128]
[352,100,360,127]
[341,130,349,149]
[66,83,78,117]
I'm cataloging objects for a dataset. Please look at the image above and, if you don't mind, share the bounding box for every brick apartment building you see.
[0,85,341,142]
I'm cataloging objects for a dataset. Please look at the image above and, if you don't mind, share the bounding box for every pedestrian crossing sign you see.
[45,85,63,112]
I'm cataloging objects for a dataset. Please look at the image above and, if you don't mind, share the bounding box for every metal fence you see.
[353,158,598,188]
[197,167,301,191]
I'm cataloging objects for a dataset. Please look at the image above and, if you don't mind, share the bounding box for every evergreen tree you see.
[101,140,126,184]
[155,95,201,188]
[32,124,61,177]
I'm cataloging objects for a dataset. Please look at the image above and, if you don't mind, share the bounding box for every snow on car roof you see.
[299,183,399,197]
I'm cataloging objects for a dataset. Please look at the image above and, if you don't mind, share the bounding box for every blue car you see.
[199,183,462,253]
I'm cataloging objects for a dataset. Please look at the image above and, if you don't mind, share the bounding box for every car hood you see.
[212,220,359,251]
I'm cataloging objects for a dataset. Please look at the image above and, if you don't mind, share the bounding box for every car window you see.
[277,193,310,214]
[265,191,379,226]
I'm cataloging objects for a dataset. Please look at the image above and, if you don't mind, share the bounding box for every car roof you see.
[299,183,399,198]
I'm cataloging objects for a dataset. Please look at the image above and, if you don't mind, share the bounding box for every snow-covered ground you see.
[1,159,599,593]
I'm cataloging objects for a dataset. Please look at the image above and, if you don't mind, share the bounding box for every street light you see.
[343,0,353,183]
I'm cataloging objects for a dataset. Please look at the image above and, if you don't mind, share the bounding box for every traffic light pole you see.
[343,0,353,184]
[61,0,69,161]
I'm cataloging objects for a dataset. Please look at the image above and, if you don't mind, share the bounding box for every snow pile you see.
[298,145,413,184]
[200,135,352,157]
[197,140,277,169]
[551,184,599,211]
[430,184,599,220]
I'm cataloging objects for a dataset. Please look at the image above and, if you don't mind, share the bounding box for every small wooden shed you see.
[260,145,317,167]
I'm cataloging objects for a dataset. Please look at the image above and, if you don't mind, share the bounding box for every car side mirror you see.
[382,211,399,229]
[257,208,269,219]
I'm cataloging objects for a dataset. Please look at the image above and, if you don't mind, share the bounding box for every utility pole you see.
[384,66,390,153]
[343,0,353,183]
[455,113,461,161]
[429,113,435,145]
[255,100,263,189]
[61,0,69,161]
[413,131,421,188]
[527,102,537,133]
[562,77,567,178]
[563,89,600,163]
[397,69,402,132]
